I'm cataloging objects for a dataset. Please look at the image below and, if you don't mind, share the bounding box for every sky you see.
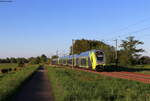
[0,0,150,58]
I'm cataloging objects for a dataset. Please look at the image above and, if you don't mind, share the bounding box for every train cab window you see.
[97,57,104,62]
[96,51,104,62]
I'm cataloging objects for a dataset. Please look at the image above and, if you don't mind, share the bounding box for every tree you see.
[6,58,10,63]
[17,58,25,67]
[138,56,150,64]
[51,55,58,59]
[40,54,47,63]
[29,57,40,64]
[119,36,144,65]
[10,57,17,63]
[47,58,51,64]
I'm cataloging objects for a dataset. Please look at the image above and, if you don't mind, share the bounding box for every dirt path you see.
[12,66,54,101]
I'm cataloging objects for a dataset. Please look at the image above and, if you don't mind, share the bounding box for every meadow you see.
[134,65,150,74]
[0,64,18,69]
[0,64,38,101]
[47,66,150,101]
[103,64,150,75]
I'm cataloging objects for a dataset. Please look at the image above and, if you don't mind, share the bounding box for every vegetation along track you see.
[64,66,150,84]
[100,72,150,84]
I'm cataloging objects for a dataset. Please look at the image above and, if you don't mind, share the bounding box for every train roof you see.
[77,49,103,57]
[58,49,103,59]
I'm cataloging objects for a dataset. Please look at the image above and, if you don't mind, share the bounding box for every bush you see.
[18,61,25,67]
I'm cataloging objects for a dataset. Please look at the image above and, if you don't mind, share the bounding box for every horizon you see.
[0,0,150,58]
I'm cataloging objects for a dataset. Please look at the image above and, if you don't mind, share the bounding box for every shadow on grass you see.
[104,65,150,72]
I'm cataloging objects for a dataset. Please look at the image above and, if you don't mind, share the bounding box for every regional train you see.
[51,50,105,71]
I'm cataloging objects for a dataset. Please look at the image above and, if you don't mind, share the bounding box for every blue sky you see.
[0,0,150,58]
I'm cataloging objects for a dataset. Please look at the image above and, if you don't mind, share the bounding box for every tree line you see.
[69,36,150,66]
[0,54,49,65]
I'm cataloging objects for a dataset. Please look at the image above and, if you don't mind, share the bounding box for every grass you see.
[0,65,38,101]
[130,65,150,74]
[0,63,18,69]
[47,66,150,101]
[103,64,150,75]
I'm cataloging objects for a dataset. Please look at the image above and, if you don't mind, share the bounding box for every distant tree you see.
[0,58,11,63]
[40,54,47,63]
[6,58,10,63]
[17,58,28,64]
[29,57,40,64]
[119,36,144,65]
[0,57,28,64]
[138,56,150,64]
[47,58,51,64]
[51,55,59,59]
[10,57,17,63]
[17,58,25,67]
[36,56,41,63]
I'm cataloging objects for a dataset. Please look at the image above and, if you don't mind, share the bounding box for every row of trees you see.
[69,37,150,66]
[0,58,28,64]
[28,54,48,64]
[0,54,49,65]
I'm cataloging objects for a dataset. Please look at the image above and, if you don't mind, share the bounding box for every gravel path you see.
[12,66,54,101]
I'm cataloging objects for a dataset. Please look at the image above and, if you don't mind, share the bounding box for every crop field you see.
[0,64,38,101]
[47,66,150,101]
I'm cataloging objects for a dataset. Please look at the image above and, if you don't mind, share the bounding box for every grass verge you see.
[0,65,38,101]
[47,66,150,101]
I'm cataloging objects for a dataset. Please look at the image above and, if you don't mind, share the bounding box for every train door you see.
[80,57,87,68]
[76,58,79,67]
[88,57,92,69]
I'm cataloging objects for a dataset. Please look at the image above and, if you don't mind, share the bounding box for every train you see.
[51,50,106,71]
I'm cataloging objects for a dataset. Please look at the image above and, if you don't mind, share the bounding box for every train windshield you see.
[96,51,104,62]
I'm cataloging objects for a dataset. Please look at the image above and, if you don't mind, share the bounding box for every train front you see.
[95,50,105,71]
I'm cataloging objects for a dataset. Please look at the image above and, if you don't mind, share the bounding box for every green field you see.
[104,65,150,75]
[0,64,38,101]
[47,66,150,101]
[130,65,150,74]
[0,64,18,69]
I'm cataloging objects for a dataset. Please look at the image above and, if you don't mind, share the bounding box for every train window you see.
[81,58,86,66]
[96,51,104,62]
[68,59,72,64]
[63,60,66,64]
[76,58,79,66]
[97,57,104,62]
